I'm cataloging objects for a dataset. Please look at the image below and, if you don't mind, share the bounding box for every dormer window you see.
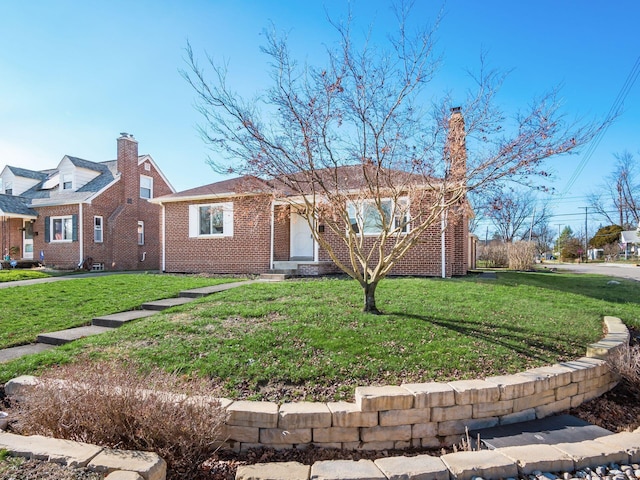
[62,173,73,190]
[4,181,12,195]
[140,175,153,199]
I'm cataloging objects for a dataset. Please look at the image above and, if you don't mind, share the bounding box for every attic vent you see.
[144,163,151,171]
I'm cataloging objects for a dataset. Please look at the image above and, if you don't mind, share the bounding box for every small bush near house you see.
[477,242,508,267]
[609,343,640,391]
[507,241,536,270]
[10,363,227,480]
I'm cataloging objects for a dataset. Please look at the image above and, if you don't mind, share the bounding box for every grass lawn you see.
[0,273,243,351]
[0,270,51,283]
[2,270,638,401]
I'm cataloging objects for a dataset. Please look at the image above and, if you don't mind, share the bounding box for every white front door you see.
[290,211,314,259]
[23,220,34,260]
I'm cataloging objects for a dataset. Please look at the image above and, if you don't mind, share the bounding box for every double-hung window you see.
[61,173,73,190]
[138,221,145,245]
[348,197,409,235]
[188,202,233,237]
[51,216,74,242]
[94,216,103,243]
[140,175,153,199]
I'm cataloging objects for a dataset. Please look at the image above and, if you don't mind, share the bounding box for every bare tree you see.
[589,151,640,229]
[182,5,599,313]
[482,187,551,243]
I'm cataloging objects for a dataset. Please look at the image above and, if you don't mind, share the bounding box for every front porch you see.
[270,260,338,276]
[270,202,340,276]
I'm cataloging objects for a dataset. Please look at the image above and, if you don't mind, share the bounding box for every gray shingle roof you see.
[6,166,48,181]
[0,194,37,217]
[19,158,118,205]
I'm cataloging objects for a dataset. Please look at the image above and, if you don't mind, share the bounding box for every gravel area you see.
[0,457,104,480]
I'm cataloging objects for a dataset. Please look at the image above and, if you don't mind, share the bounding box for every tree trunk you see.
[363,281,381,314]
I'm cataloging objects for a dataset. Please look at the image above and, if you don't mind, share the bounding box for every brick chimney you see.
[117,132,139,203]
[447,107,466,181]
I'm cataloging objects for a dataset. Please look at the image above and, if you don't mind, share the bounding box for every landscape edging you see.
[1,316,630,479]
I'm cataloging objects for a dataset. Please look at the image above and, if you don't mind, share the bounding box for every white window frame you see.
[61,173,73,190]
[4,181,12,195]
[51,215,73,242]
[140,175,153,199]
[138,221,145,245]
[188,202,234,238]
[347,197,410,236]
[94,216,103,243]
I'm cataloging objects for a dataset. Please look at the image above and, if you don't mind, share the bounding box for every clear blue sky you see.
[1,1,638,236]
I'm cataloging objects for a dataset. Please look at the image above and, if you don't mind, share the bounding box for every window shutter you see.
[223,202,233,237]
[188,205,199,238]
[44,216,50,243]
[72,214,78,242]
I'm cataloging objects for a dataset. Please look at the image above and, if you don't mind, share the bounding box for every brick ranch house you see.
[152,110,475,277]
[0,133,174,270]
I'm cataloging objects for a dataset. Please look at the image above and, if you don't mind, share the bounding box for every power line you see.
[561,55,640,195]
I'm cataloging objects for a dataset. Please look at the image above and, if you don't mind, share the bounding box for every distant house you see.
[152,110,472,277]
[0,133,174,270]
[620,229,640,259]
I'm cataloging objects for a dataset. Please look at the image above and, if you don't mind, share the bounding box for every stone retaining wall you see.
[219,316,628,451]
[4,316,629,454]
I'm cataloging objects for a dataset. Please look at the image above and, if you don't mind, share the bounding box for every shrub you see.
[608,344,640,388]
[507,241,536,271]
[478,243,508,267]
[10,362,227,479]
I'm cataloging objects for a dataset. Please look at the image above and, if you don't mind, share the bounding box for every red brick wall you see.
[30,138,172,271]
[162,193,469,277]
[273,204,290,261]
[317,195,469,277]
[34,205,81,269]
[163,195,272,274]
[1,218,25,260]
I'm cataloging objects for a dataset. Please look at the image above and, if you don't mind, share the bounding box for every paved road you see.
[554,262,640,282]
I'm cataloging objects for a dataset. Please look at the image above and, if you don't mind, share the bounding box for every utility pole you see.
[556,223,562,257]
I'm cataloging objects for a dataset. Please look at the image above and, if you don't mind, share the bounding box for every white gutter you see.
[269,201,275,270]
[78,203,84,265]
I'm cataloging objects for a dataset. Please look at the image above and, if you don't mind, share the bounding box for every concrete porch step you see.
[179,280,257,298]
[37,325,114,346]
[259,273,289,281]
[141,297,195,311]
[92,309,158,328]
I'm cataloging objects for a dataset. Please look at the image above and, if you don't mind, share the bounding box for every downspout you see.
[269,201,274,270]
[441,203,447,279]
[78,203,84,266]
[160,203,166,272]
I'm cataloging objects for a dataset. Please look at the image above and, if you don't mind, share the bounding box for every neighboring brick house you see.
[153,110,472,277]
[0,133,174,270]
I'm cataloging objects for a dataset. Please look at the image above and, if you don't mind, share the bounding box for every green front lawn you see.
[0,270,51,283]
[2,271,637,400]
[0,273,242,350]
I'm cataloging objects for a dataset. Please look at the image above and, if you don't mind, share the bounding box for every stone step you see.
[260,273,289,281]
[0,343,56,363]
[179,280,256,298]
[140,297,195,311]
[92,310,158,328]
[37,326,114,346]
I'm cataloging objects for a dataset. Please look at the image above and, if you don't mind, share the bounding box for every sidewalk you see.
[0,273,258,363]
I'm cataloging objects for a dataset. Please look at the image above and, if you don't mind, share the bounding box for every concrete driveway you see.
[554,262,640,282]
